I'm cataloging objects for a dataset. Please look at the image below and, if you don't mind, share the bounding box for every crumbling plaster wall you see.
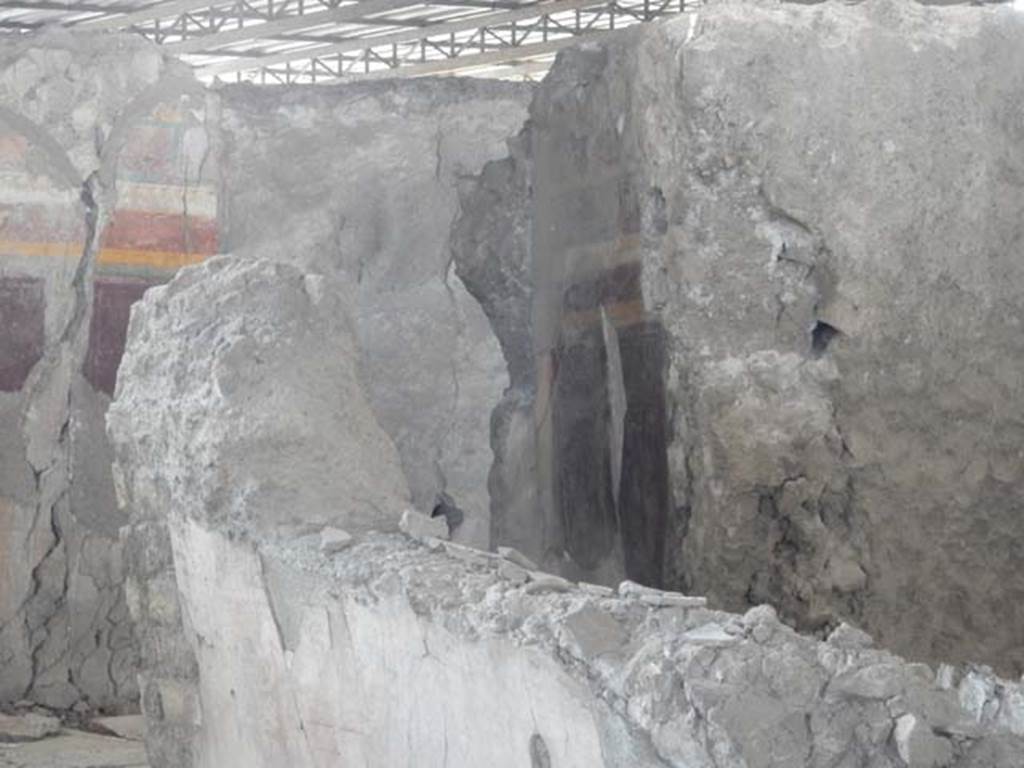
[0,30,217,711]
[0,31,531,714]
[455,0,1024,675]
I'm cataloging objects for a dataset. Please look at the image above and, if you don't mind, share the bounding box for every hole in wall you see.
[810,321,841,358]
[645,186,668,236]
[529,733,551,768]
[431,491,464,534]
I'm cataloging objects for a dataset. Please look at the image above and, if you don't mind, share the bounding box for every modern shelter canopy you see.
[0,0,690,82]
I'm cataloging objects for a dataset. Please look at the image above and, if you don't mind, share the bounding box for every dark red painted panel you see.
[102,209,218,255]
[0,275,45,392]
[83,277,165,396]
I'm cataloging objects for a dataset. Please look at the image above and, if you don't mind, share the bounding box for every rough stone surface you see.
[0,713,59,743]
[168,522,1024,767]
[895,713,954,768]
[0,33,530,716]
[0,29,214,712]
[451,132,543,562]
[110,256,410,536]
[0,728,148,767]
[107,255,409,768]
[497,545,538,571]
[106,38,1024,755]
[9,5,1024,766]
[318,528,354,555]
[618,580,708,609]
[455,0,1024,674]
[90,715,146,742]
[218,79,531,549]
[399,508,450,542]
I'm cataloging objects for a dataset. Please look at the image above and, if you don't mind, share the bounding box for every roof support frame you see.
[0,0,690,81]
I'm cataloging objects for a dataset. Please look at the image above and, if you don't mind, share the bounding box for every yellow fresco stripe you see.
[0,239,80,258]
[0,239,213,269]
[97,246,210,269]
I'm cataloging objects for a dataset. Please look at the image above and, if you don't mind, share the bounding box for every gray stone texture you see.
[0,30,210,712]
[0,32,531,719]
[107,256,413,768]
[108,255,411,536]
[103,254,465,767]
[455,0,1024,675]
[217,79,532,549]
[451,133,547,566]
[0,727,148,767]
[399,508,451,541]
[104,245,1023,766]
[109,75,527,768]
[0,712,60,743]
[159,521,1024,768]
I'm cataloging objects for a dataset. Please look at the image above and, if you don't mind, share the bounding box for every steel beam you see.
[164,0,410,52]
[353,29,610,77]
[158,1,525,49]
[200,0,598,75]
[77,0,239,30]
[0,0,688,82]
[0,0,136,12]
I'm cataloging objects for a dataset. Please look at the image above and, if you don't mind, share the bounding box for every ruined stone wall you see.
[108,251,1024,768]
[0,32,531,714]
[109,256,417,766]
[164,522,1024,768]
[455,0,1024,675]
[0,31,217,711]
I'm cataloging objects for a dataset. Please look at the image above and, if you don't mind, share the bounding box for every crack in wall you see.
[1,59,206,709]
[20,170,101,705]
[436,257,465,498]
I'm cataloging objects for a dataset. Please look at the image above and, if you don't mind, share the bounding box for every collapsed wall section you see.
[171,525,1024,768]
[108,248,1024,767]
[108,256,413,767]
[454,0,1024,675]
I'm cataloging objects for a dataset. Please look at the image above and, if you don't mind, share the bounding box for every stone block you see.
[319,527,354,555]
[400,509,450,542]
